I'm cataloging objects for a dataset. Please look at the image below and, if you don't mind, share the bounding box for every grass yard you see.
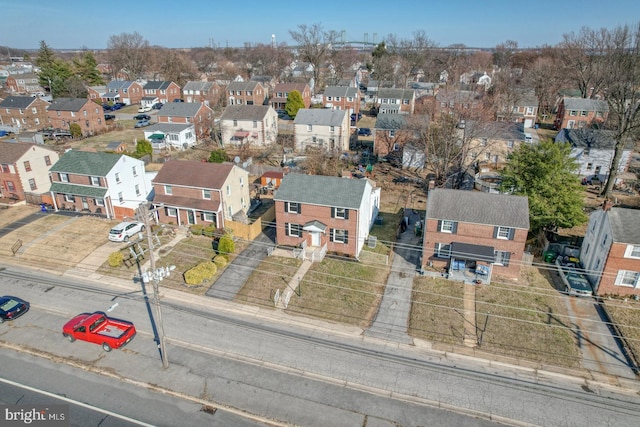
[409,267,582,368]
[235,256,304,307]
[283,256,390,328]
[603,300,640,369]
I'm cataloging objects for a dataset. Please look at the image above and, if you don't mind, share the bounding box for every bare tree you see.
[107,32,150,80]
[395,31,437,87]
[289,23,338,92]
[599,23,640,197]
[558,27,608,98]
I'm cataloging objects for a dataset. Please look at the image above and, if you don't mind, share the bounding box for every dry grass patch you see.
[603,299,640,370]
[474,268,580,368]
[409,277,465,345]
[409,267,581,368]
[284,257,389,328]
[236,256,304,307]
[0,205,41,229]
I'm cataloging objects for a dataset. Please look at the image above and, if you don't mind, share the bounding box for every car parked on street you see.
[108,221,145,242]
[62,311,136,352]
[104,114,116,120]
[135,119,150,128]
[0,296,30,323]
[133,114,150,121]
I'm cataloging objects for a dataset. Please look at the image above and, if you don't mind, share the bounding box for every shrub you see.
[108,251,124,267]
[203,224,217,237]
[183,261,218,286]
[212,255,227,268]
[218,234,235,255]
[189,224,205,236]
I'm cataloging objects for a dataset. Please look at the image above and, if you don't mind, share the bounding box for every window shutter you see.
[285,222,290,236]
[285,202,289,212]
[503,252,511,266]
[330,229,334,241]
[344,209,349,219]
[437,220,442,231]
[331,207,335,218]
[297,203,301,214]
[493,226,498,238]
[344,230,349,244]
[452,222,458,234]
[508,228,515,240]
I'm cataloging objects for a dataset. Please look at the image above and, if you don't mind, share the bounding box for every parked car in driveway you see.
[152,102,163,110]
[110,104,122,111]
[0,296,29,323]
[351,113,362,121]
[133,114,150,121]
[135,119,150,128]
[108,221,145,242]
[556,258,593,297]
[104,114,116,121]
[138,105,152,113]
[357,128,371,136]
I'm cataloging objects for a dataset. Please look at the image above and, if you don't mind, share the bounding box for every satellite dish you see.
[234,156,240,164]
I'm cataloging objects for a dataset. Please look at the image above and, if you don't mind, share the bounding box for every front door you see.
[187,211,195,225]
[311,231,321,247]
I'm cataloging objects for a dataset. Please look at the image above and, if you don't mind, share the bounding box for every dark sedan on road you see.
[357,127,371,136]
[133,114,151,121]
[0,296,30,323]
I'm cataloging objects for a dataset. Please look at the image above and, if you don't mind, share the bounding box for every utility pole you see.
[138,202,171,369]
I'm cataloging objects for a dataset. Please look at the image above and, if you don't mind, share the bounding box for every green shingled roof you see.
[49,182,107,198]
[49,151,122,176]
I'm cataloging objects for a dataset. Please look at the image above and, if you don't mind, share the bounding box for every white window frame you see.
[203,189,211,199]
[286,223,302,237]
[494,250,510,266]
[203,212,215,222]
[90,176,100,186]
[440,220,454,233]
[624,245,640,259]
[64,194,74,203]
[115,173,121,184]
[166,207,177,217]
[286,202,300,214]
[59,173,69,182]
[118,192,124,203]
[332,229,347,243]
[615,270,640,288]
[95,198,105,207]
[165,185,173,195]
[496,226,511,240]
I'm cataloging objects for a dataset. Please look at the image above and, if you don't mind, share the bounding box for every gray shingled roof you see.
[426,189,530,229]
[377,88,414,99]
[107,80,136,91]
[563,97,609,113]
[293,109,347,126]
[145,123,193,133]
[182,81,215,92]
[0,96,40,109]
[554,128,634,150]
[227,81,260,91]
[49,150,122,176]
[143,81,173,90]
[47,98,90,112]
[607,207,640,244]
[158,102,203,117]
[374,114,407,130]
[220,105,270,121]
[274,174,368,209]
[323,86,357,98]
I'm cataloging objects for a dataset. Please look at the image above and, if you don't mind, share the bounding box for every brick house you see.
[226,81,267,106]
[293,109,350,153]
[495,89,538,128]
[422,189,530,281]
[0,96,50,131]
[270,83,312,110]
[373,113,415,158]
[151,160,251,228]
[0,141,59,204]
[465,122,529,171]
[103,80,145,105]
[156,102,215,139]
[48,150,151,219]
[375,88,415,115]
[322,86,360,116]
[143,81,182,104]
[5,73,41,94]
[554,97,609,130]
[219,105,278,147]
[182,80,224,109]
[580,205,640,297]
[47,98,108,136]
[274,174,381,259]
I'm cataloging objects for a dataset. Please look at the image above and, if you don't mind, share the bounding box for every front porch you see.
[448,242,495,285]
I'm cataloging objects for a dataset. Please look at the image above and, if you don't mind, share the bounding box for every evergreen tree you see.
[73,51,104,85]
[208,149,227,163]
[500,140,588,234]
[285,90,305,119]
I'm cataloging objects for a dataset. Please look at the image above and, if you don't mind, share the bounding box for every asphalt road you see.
[1,266,639,426]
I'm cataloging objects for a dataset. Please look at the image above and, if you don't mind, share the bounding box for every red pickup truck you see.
[62,311,136,352]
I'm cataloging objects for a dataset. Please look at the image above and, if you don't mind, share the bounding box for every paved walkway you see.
[364,208,422,344]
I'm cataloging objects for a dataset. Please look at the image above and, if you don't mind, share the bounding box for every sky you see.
[1,0,639,50]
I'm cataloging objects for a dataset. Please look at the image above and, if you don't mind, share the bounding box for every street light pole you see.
[138,202,171,369]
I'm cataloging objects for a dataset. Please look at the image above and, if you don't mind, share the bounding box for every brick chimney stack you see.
[602,199,615,212]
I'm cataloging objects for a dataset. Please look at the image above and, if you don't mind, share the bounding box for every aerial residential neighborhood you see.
[1,14,640,427]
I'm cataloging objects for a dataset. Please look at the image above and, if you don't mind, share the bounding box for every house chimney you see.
[602,199,614,212]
